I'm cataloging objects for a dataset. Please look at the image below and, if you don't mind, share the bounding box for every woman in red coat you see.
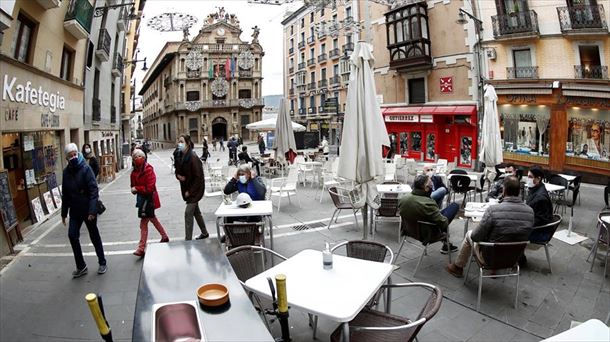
[130,148,169,256]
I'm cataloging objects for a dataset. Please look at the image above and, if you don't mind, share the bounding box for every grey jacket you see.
[470,196,534,243]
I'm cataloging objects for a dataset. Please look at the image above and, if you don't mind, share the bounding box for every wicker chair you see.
[396,220,451,276]
[225,245,287,330]
[331,240,395,264]
[329,282,442,342]
[327,187,361,230]
[587,211,610,278]
[528,214,562,273]
[372,197,401,243]
[223,222,264,250]
[464,241,528,311]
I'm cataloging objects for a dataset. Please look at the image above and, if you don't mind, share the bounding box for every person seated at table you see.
[399,175,459,254]
[238,146,261,175]
[223,164,266,223]
[526,166,554,242]
[487,164,516,201]
[446,176,534,278]
[424,165,447,208]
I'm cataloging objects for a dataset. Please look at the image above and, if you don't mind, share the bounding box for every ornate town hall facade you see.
[140,8,264,147]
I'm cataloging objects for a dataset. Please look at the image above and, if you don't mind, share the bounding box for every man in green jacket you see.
[399,174,459,254]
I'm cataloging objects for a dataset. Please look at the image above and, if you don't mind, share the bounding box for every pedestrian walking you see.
[174,134,210,240]
[81,143,99,178]
[219,138,225,151]
[212,138,217,151]
[258,134,266,155]
[130,148,169,257]
[201,137,210,163]
[228,136,238,165]
[61,143,107,278]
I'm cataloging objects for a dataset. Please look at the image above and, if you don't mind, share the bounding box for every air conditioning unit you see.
[486,48,497,60]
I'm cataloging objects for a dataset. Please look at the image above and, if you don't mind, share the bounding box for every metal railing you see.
[97,28,111,57]
[298,41,305,49]
[330,75,341,85]
[318,79,328,88]
[299,108,306,115]
[342,42,354,53]
[506,66,539,79]
[557,5,608,31]
[239,69,253,78]
[298,62,306,70]
[112,52,123,76]
[64,0,93,34]
[288,66,294,74]
[289,47,294,54]
[574,65,608,79]
[289,88,295,95]
[307,82,317,90]
[92,98,101,122]
[492,10,539,38]
[307,36,315,44]
[307,58,316,66]
[329,48,341,59]
[318,53,327,63]
[110,105,116,123]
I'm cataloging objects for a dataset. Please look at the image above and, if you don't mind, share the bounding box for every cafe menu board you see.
[0,171,18,232]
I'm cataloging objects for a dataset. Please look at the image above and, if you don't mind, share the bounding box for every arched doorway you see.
[211,116,227,141]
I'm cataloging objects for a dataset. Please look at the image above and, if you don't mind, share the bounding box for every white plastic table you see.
[602,216,610,225]
[544,182,566,193]
[214,200,274,249]
[245,249,394,342]
[376,183,412,195]
[558,173,577,183]
[462,201,499,236]
[542,319,610,342]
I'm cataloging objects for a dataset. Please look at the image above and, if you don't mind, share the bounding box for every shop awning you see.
[382,105,476,116]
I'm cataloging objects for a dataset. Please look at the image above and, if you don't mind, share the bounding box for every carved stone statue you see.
[251,26,260,43]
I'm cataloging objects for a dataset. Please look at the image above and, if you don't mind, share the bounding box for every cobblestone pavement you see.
[1,144,608,341]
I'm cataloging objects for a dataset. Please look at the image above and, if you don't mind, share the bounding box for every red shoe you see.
[160,237,169,243]
[133,249,145,257]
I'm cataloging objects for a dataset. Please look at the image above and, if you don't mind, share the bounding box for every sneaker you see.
[97,264,107,274]
[133,249,145,257]
[440,244,458,254]
[72,266,88,278]
[160,236,169,243]
[446,264,464,278]
[195,233,209,240]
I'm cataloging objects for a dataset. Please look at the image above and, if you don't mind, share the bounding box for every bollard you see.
[85,293,113,342]
[275,274,291,342]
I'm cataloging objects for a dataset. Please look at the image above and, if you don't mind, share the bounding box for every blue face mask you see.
[178,142,185,151]
[239,175,247,184]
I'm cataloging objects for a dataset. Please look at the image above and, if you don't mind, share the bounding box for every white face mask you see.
[426,170,434,177]
[526,178,535,188]
[84,148,91,154]
[239,175,247,184]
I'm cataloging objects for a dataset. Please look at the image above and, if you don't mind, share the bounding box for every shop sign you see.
[420,115,433,123]
[40,112,60,128]
[2,75,66,112]
[440,77,453,93]
[506,94,536,104]
[559,96,610,108]
[102,131,114,137]
[385,114,419,123]
[4,106,18,121]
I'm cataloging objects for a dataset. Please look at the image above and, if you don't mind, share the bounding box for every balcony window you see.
[408,78,425,104]
[60,47,74,81]
[385,2,432,71]
[10,14,36,63]
[575,45,608,79]
[511,48,534,78]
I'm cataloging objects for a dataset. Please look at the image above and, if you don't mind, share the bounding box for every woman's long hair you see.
[180,134,194,150]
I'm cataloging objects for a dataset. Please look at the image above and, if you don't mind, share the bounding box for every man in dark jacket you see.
[61,143,107,278]
[258,134,266,155]
[175,135,209,240]
[446,176,534,277]
[526,166,554,243]
[487,164,516,201]
[227,137,238,164]
[238,146,261,175]
[399,175,459,254]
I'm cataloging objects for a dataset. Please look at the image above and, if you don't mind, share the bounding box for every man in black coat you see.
[61,143,107,277]
[227,137,238,164]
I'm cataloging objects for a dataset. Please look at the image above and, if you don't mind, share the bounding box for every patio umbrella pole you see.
[362,203,369,240]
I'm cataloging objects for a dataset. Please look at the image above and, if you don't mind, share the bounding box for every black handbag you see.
[97,200,106,215]
[137,194,155,218]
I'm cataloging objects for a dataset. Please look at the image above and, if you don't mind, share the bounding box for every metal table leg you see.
[342,322,350,342]
[215,217,222,245]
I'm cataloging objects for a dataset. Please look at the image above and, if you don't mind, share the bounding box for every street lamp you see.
[93,2,141,19]
[124,57,148,71]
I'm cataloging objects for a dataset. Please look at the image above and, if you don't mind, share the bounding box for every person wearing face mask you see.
[61,143,107,278]
[130,149,169,256]
[399,175,460,254]
[423,165,447,207]
[174,134,209,240]
[81,143,99,178]
[487,164,516,201]
[223,164,266,225]
[525,165,554,244]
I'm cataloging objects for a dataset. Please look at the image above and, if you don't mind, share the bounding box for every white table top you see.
[542,319,610,342]
[544,183,566,192]
[376,184,412,194]
[214,200,273,217]
[299,161,323,166]
[464,201,498,219]
[601,216,609,224]
[558,174,577,182]
[244,249,394,322]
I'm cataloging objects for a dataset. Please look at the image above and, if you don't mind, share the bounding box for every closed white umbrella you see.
[246,118,306,132]
[273,98,298,164]
[337,42,390,239]
[479,84,503,181]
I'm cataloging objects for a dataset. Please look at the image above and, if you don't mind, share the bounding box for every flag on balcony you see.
[215,63,219,78]
[230,57,236,79]
[225,58,231,80]
[209,62,214,79]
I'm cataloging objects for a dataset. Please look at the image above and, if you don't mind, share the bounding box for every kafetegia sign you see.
[2,75,65,113]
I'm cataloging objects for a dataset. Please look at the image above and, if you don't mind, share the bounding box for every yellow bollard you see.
[85,293,113,342]
[275,274,291,341]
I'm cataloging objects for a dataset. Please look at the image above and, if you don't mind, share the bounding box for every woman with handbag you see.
[131,148,169,256]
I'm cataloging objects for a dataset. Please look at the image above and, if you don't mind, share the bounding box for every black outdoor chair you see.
[587,211,610,279]
[329,283,442,342]
[528,214,562,273]
[567,175,582,206]
[548,174,568,215]
[223,222,264,250]
[464,241,528,312]
[396,220,451,276]
[448,169,474,206]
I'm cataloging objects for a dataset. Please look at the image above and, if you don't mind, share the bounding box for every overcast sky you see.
[134,0,304,97]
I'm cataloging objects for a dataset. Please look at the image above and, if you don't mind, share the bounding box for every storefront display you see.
[566,108,609,162]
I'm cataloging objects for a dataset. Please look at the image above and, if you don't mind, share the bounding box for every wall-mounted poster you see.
[460,136,472,166]
[426,133,436,160]
[25,169,36,187]
[23,135,34,151]
[567,108,609,162]
[51,187,62,209]
[31,197,46,223]
[43,191,56,214]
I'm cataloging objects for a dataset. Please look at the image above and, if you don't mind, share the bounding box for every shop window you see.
[60,47,73,81]
[566,108,609,162]
[500,106,551,158]
[399,133,408,154]
[410,132,422,152]
[408,78,425,104]
[11,14,36,63]
[186,91,200,101]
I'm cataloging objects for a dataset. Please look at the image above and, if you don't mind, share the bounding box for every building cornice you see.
[0,54,84,91]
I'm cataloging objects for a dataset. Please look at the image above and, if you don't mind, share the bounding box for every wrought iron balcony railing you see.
[239,69,253,78]
[329,48,341,59]
[112,52,123,77]
[307,82,317,90]
[289,47,294,55]
[309,107,317,114]
[342,42,354,54]
[318,53,327,63]
[506,66,539,79]
[330,75,341,85]
[298,62,306,70]
[64,0,93,39]
[492,10,539,38]
[307,36,315,44]
[96,28,111,61]
[289,66,294,74]
[110,105,116,123]
[299,108,306,115]
[318,79,328,88]
[574,65,608,79]
[289,87,295,95]
[298,41,306,49]
[557,5,608,32]
[307,58,316,66]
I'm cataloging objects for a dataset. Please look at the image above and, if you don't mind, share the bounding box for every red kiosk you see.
[382,105,478,168]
